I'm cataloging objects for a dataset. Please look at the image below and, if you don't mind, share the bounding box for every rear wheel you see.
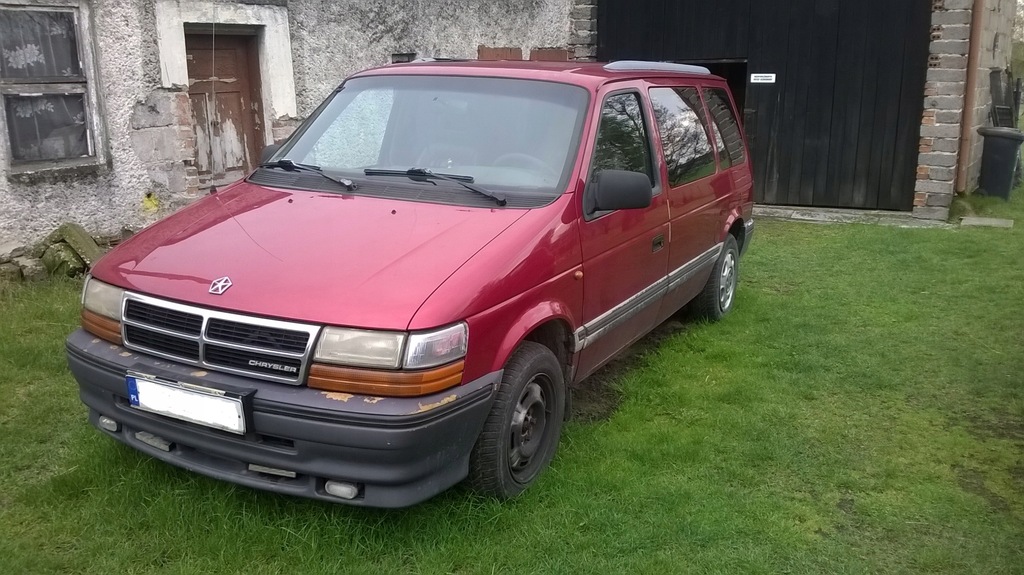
[468,341,565,499]
[691,234,740,321]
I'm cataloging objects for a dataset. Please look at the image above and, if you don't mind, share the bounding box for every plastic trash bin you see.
[977,126,1024,199]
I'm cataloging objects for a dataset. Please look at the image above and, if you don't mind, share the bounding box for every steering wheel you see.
[493,152,558,179]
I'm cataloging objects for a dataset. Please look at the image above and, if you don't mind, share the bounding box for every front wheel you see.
[467,341,565,499]
[691,234,740,321]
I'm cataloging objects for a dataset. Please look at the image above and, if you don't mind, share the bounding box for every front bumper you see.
[67,329,498,508]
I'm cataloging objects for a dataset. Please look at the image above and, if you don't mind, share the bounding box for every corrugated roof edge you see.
[603,60,711,75]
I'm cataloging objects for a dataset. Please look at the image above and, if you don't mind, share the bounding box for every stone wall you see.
[0,0,578,247]
[0,0,168,248]
[287,0,575,116]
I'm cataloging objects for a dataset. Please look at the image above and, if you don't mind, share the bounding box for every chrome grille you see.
[121,293,320,384]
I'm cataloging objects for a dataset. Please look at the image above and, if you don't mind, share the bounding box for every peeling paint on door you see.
[185,33,265,187]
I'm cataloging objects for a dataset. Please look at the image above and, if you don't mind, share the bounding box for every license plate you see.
[126,375,246,434]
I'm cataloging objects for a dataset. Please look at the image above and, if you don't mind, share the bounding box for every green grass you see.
[2,193,1023,574]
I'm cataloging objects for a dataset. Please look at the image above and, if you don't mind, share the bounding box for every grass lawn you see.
[1,194,1022,574]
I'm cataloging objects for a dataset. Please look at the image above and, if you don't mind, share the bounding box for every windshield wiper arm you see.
[363,168,507,206]
[260,159,356,191]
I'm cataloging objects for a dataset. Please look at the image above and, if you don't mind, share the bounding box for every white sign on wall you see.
[750,73,777,84]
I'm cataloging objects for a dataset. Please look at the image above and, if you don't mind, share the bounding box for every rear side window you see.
[703,88,746,167]
[591,92,654,184]
[650,87,716,187]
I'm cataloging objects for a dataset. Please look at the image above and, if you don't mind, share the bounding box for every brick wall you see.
[915,1,971,219]
[568,0,597,61]
[915,0,1015,220]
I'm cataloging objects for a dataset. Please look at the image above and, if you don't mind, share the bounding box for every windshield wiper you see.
[364,168,507,206]
[260,159,356,191]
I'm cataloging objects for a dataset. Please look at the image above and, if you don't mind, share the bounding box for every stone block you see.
[573,19,597,32]
[923,96,964,111]
[942,0,973,10]
[13,257,47,282]
[931,137,960,153]
[915,179,955,194]
[961,217,1014,228]
[53,222,105,267]
[934,110,962,124]
[570,6,596,20]
[927,68,967,82]
[0,241,26,263]
[931,10,972,25]
[927,166,956,181]
[132,90,181,130]
[926,192,954,207]
[42,243,86,277]
[131,127,181,165]
[927,81,965,96]
[939,24,971,40]
[930,40,969,55]
[920,124,961,138]
[918,152,958,167]
[912,206,950,220]
[0,262,22,283]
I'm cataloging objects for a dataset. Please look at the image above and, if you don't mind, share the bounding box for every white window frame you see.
[0,1,105,173]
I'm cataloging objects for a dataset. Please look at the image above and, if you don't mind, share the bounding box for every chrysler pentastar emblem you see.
[209,276,233,295]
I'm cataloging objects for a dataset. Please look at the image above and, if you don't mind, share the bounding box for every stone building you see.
[0,0,1015,252]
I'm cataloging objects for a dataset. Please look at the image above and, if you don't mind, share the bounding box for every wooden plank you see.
[888,0,931,210]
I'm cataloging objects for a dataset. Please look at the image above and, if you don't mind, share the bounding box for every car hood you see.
[92,182,527,329]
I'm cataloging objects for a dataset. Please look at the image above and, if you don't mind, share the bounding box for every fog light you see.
[98,415,119,432]
[324,480,359,500]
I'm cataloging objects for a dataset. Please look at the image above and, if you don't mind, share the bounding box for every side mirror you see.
[591,169,653,212]
[259,143,282,165]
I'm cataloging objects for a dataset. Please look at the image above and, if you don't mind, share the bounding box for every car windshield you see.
[270,75,590,203]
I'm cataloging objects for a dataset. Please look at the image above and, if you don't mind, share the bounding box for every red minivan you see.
[68,60,754,507]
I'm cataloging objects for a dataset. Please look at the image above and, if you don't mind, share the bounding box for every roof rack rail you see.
[603,60,711,75]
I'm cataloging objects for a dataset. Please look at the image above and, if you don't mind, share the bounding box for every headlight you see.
[314,327,406,369]
[82,276,124,321]
[404,323,468,369]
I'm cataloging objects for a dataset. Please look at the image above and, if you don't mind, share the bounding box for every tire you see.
[691,234,740,322]
[467,341,566,499]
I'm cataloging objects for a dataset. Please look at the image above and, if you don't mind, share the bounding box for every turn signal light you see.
[81,309,123,345]
[307,361,464,397]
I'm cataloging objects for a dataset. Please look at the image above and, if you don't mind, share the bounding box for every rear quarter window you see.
[703,88,746,167]
[649,87,716,187]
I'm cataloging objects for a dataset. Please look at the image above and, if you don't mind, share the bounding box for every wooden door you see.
[598,0,932,211]
[185,34,264,187]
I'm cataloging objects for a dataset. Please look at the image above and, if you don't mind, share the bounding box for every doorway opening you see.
[183,24,265,188]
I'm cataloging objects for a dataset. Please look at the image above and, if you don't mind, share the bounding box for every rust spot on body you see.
[363,397,384,404]
[119,352,132,357]
[323,392,353,402]
[190,371,208,377]
[412,394,457,414]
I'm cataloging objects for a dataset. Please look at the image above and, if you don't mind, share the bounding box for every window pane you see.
[5,94,91,161]
[704,88,745,166]
[592,93,652,182]
[650,87,716,187]
[0,9,81,80]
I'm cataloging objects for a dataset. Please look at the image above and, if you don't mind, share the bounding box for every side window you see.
[591,92,653,184]
[703,88,746,167]
[650,87,716,187]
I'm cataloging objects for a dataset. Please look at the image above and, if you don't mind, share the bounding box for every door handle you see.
[652,235,665,253]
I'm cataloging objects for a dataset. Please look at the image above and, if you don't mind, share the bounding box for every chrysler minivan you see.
[68,60,754,507]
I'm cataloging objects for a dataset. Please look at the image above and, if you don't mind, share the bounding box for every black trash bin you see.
[977,127,1024,199]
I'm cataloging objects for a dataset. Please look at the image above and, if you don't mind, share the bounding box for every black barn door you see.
[598,0,931,211]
